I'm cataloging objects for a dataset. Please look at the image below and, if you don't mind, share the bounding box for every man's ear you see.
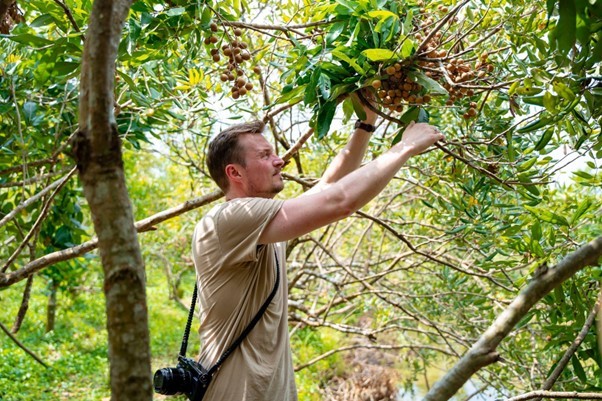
[225,164,243,183]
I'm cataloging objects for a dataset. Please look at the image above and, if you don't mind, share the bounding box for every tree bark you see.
[73,0,151,400]
[423,235,602,401]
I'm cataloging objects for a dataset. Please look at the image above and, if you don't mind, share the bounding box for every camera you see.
[153,356,212,401]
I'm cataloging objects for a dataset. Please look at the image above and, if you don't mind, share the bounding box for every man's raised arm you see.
[306,95,378,194]
[259,121,445,244]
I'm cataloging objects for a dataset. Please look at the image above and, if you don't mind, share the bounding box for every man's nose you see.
[273,155,285,167]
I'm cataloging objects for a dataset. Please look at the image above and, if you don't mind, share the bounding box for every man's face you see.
[236,134,285,198]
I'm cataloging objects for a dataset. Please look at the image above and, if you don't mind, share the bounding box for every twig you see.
[0,190,224,288]
[2,168,77,273]
[52,0,80,33]
[0,167,76,229]
[0,321,48,368]
[505,391,602,401]
[536,291,602,398]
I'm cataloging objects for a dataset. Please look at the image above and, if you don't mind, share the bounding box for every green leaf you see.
[316,101,338,139]
[534,127,554,151]
[366,10,398,20]
[326,21,347,45]
[517,115,552,133]
[571,356,587,383]
[304,69,320,105]
[331,49,366,75]
[275,84,307,105]
[7,33,53,47]
[361,48,396,62]
[524,205,570,226]
[543,91,557,112]
[350,93,367,121]
[165,7,185,16]
[54,61,80,76]
[557,0,577,55]
[531,220,542,240]
[408,71,447,94]
[518,157,538,171]
[570,199,593,225]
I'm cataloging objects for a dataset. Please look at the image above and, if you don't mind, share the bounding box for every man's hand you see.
[397,121,445,156]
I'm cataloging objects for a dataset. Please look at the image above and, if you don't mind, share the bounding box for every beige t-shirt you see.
[191,197,297,401]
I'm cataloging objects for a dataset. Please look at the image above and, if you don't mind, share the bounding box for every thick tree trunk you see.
[423,235,602,401]
[73,1,152,400]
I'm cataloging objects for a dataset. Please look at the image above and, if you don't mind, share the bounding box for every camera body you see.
[153,356,212,401]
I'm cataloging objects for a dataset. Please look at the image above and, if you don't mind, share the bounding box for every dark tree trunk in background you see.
[45,280,58,333]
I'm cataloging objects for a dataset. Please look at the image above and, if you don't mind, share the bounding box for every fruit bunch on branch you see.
[273,0,511,137]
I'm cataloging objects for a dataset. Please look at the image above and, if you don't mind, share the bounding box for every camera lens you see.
[153,367,194,395]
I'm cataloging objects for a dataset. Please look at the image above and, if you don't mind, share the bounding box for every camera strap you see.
[179,248,281,378]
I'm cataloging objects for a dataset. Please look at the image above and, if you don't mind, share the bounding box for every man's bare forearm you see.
[310,103,378,190]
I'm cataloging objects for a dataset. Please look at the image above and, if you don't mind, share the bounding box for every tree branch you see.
[0,320,48,368]
[537,291,602,396]
[423,235,602,401]
[505,391,602,401]
[0,190,223,288]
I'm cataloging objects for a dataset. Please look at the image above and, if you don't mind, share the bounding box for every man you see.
[191,100,444,400]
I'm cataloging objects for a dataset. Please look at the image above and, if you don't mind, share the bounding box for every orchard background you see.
[0,0,601,400]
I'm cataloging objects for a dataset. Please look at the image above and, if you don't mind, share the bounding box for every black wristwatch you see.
[354,120,376,132]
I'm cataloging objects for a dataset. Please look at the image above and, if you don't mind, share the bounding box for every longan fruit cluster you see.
[204,22,260,99]
[410,12,496,119]
[371,63,432,112]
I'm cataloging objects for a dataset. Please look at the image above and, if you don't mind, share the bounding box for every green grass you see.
[0,261,195,401]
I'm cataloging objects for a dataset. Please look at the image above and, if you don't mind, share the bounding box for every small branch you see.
[0,190,224,288]
[294,343,452,372]
[52,0,80,33]
[423,235,602,401]
[0,321,48,368]
[0,158,58,176]
[0,167,73,188]
[0,167,76,230]
[538,291,602,395]
[415,1,470,55]
[2,168,77,273]
[505,391,602,401]
[281,127,314,163]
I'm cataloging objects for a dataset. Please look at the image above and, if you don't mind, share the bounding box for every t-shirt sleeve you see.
[214,197,283,265]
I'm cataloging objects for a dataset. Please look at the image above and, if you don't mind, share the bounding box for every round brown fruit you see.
[234,28,242,36]
[385,66,396,75]
[210,22,218,32]
[209,36,218,44]
[220,74,228,82]
[245,82,253,90]
[253,66,261,74]
[371,79,382,89]
[212,54,221,62]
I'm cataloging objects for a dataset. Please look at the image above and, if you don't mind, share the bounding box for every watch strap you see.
[354,120,376,132]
